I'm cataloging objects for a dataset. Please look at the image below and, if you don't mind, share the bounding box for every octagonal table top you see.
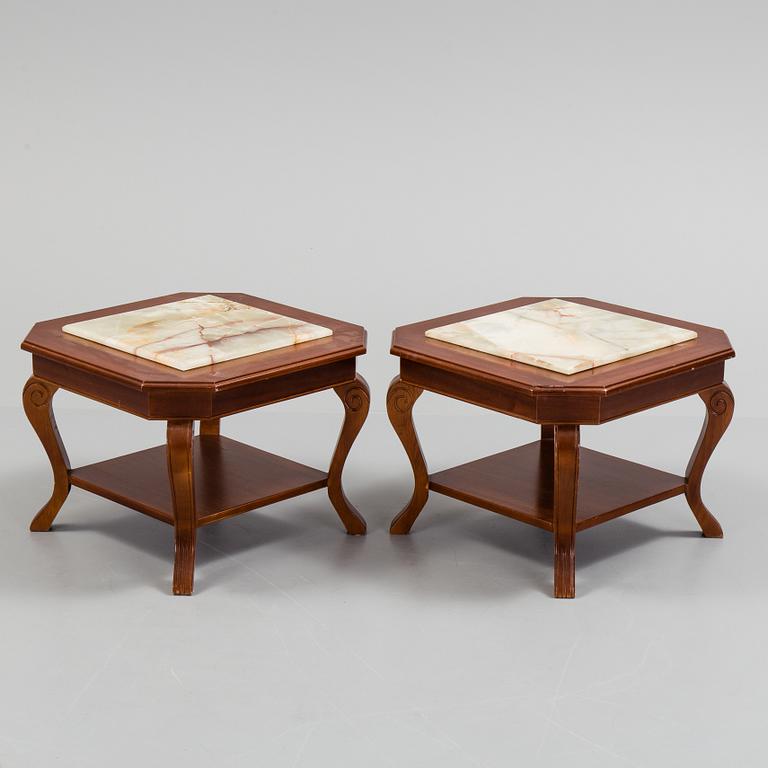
[392,297,733,395]
[22,293,366,391]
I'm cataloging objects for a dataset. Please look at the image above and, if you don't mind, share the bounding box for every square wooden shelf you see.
[69,435,328,527]
[428,441,686,532]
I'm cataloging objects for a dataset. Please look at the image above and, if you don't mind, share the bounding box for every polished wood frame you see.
[388,298,736,598]
[22,293,369,595]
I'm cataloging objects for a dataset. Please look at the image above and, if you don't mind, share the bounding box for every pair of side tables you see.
[21,293,735,597]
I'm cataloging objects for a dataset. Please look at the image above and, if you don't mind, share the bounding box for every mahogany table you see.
[21,293,369,595]
[387,297,735,598]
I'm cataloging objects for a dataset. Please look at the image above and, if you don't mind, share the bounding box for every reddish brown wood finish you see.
[22,293,366,420]
[199,418,220,437]
[21,294,369,595]
[685,383,735,537]
[553,426,579,598]
[392,297,733,400]
[23,377,71,531]
[428,443,686,532]
[23,293,366,390]
[167,421,196,596]
[387,377,429,535]
[70,437,328,526]
[389,297,735,598]
[327,375,370,535]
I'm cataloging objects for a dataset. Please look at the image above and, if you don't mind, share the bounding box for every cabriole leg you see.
[328,374,370,535]
[685,383,734,538]
[388,376,428,535]
[24,376,71,532]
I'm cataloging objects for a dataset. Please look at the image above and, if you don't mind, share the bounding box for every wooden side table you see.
[387,297,735,598]
[22,293,369,595]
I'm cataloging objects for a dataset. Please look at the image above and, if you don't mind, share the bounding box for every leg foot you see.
[328,374,370,535]
[23,377,71,531]
[167,420,197,595]
[388,377,428,534]
[553,425,579,598]
[685,383,734,538]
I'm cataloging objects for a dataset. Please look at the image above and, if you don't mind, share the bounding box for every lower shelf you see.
[70,435,328,526]
[429,441,686,532]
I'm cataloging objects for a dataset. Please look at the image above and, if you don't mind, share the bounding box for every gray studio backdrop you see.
[2,4,768,768]
[2,1,765,419]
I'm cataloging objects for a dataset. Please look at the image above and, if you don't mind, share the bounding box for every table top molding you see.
[22,292,367,393]
[392,296,734,397]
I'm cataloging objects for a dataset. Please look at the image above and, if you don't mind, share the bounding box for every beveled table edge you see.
[391,296,734,396]
[22,292,368,392]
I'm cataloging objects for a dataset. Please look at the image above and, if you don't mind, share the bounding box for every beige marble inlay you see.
[425,298,697,375]
[63,294,333,370]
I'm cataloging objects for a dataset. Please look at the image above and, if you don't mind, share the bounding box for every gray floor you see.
[1,394,764,767]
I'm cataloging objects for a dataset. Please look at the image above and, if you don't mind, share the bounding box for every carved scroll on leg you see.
[553,425,579,599]
[685,384,734,538]
[167,420,197,595]
[388,376,428,535]
[24,377,71,532]
[328,374,370,535]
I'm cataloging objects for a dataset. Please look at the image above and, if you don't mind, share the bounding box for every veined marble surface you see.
[63,294,333,370]
[425,298,697,375]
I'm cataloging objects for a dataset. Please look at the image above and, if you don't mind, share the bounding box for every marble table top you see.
[425,298,697,375]
[63,294,333,370]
